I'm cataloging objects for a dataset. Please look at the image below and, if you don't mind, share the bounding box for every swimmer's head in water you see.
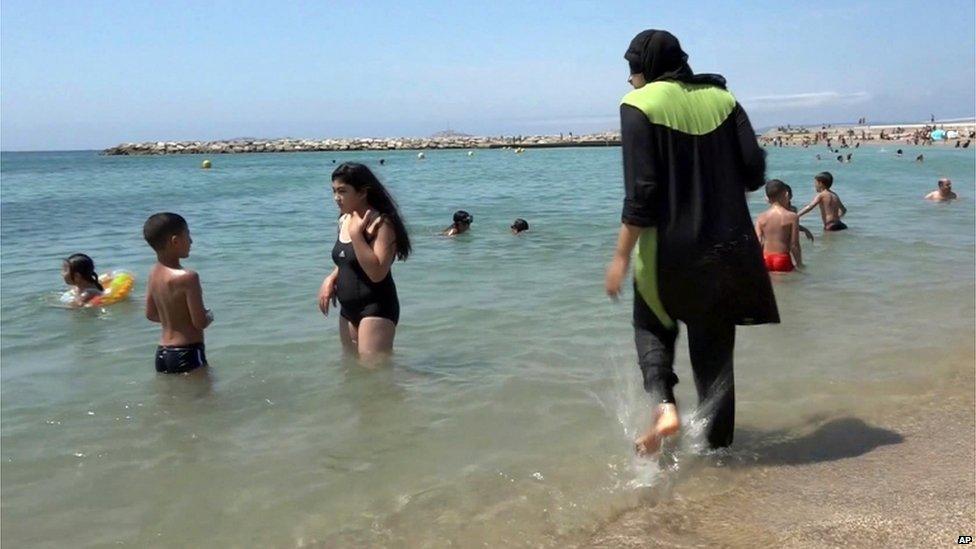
[453,210,473,227]
[143,212,191,256]
[331,162,412,260]
[511,218,529,233]
[938,178,952,191]
[63,253,104,291]
[765,179,789,204]
[814,171,833,190]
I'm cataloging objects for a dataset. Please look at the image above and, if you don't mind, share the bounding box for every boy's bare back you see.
[756,206,799,255]
[146,263,208,346]
[815,190,845,226]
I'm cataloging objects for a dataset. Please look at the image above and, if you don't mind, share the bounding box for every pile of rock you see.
[101,132,623,155]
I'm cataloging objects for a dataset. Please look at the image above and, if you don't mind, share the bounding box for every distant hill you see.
[429,129,473,138]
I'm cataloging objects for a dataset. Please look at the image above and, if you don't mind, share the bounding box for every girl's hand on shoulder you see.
[347,210,374,239]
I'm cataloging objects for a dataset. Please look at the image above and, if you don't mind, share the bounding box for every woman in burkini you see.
[61,253,104,306]
[605,30,778,455]
[318,163,411,356]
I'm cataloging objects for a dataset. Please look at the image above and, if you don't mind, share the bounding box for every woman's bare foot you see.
[635,403,680,456]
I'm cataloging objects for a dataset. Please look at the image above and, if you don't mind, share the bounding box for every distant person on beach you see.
[510,218,529,234]
[61,253,104,306]
[797,171,848,231]
[925,178,957,202]
[319,163,411,357]
[143,213,213,374]
[605,29,779,455]
[442,210,473,236]
[755,180,802,272]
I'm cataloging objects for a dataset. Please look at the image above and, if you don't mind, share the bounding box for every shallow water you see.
[1,146,973,546]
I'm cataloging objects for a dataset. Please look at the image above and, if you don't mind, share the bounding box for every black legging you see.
[633,290,736,448]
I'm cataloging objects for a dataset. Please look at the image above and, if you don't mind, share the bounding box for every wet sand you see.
[584,354,975,548]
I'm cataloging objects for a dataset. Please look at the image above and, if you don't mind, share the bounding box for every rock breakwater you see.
[102,132,622,155]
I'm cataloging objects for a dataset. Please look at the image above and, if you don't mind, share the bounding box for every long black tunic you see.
[620,80,779,326]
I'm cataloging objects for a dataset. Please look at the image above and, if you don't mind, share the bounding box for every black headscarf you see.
[624,29,726,89]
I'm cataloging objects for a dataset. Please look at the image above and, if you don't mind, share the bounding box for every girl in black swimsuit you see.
[318,163,411,357]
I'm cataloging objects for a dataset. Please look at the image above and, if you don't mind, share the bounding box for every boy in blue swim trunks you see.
[144,213,213,374]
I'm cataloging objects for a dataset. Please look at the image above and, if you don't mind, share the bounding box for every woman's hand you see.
[605,255,629,300]
[347,209,374,240]
[318,275,338,316]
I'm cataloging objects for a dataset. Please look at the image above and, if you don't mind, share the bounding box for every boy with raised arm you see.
[797,171,848,231]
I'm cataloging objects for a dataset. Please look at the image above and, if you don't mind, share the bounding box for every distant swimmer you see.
[896,149,904,156]
[379,159,385,165]
[755,180,803,272]
[816,154,822,160]
[797,171,848,231]
[836,155,844,163]
[925,178,957,201]
[916,154,924,163]
[510,218,529,235]
[417,152,426,159]
[846,153,852,162]
[442,210,473,236]
[964,140,971,148]
[61,253,105,307]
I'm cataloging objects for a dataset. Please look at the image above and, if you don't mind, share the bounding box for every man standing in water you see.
[925,178,957,201]
[605,30,779,455]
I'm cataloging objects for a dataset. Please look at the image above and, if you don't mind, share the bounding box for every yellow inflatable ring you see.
[89,270,135,307]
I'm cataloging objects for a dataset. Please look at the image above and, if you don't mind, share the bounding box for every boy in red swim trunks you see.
[755,180,802,272]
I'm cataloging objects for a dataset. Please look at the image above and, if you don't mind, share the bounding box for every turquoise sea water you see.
[2,146,974,546]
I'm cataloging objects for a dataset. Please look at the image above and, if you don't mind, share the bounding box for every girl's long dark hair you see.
[332,162,412,261]
[65,253,104,291]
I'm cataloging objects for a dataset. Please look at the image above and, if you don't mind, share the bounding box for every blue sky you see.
[2,0,974,150]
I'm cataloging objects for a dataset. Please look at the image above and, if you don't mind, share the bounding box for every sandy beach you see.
[585,348,975,548]
[761,121,976,148]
